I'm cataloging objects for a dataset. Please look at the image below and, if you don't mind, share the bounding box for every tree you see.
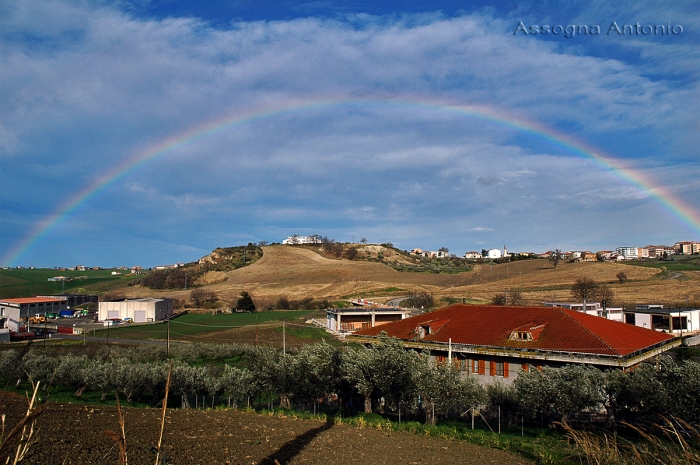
[598,285,614,316]
[508,290,524,306]
[236,291,256,312]
[360,238,367,244]
[616,271,627,284]
[405,291,434,309]
[258,240,268,247]
[571,277,599,305]
[275,296,291,310]
[491,293,507,305]
[413,355,484,425]
[549,249,562,268]
[190,289,218,307]
[438,247,449,254]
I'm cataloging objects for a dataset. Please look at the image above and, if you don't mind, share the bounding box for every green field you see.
[0,268,140,298]
[625,256,700,271]
[90,311,315,340]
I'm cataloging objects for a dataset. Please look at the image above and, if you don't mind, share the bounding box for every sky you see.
[1,0,699,268]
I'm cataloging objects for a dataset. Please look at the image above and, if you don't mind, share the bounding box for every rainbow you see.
[3,97,699,266]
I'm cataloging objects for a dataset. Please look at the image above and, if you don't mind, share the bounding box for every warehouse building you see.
[98,298,173,323]
[0,297,67,331]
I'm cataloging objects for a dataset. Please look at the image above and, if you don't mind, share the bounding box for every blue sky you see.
[1,0,698,267]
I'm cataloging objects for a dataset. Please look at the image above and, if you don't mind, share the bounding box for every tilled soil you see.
[1,392,530,465]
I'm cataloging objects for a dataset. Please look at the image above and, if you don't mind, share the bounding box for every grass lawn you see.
[91,310,315,340]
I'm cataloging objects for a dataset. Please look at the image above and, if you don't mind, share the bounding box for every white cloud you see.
[0,0,697,266]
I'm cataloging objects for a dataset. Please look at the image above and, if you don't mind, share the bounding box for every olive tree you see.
[413,357,484,425]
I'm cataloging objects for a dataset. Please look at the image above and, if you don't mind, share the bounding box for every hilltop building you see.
[282,235,322,245]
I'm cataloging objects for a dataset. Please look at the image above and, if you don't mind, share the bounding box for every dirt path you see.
[1,393,530,465]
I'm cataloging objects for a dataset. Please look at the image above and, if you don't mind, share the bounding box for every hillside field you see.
[114,246,700,309]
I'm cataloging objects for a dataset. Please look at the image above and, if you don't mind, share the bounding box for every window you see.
[494,362,504,377]
[471,359,479,374]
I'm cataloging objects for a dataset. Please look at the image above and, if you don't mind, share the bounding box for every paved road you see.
[385,296,408,306]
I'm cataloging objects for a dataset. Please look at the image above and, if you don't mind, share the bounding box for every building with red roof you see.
[0,297,67,332]
[348,304,679,384]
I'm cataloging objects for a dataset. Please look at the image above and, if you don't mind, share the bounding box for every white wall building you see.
[282,235,322,245]
[624,305,700,335]
[544,301,624,322]
[616,247,638,260]
[485,248,502,259]
[98,298,173,323]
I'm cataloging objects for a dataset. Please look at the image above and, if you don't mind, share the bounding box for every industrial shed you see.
[98,298,173,323]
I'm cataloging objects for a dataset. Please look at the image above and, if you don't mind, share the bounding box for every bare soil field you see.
[120,246,700,307]
[0,392,530,465]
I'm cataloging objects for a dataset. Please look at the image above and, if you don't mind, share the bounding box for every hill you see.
[116,245,700,308]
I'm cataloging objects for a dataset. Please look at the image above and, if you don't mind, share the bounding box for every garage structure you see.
[98,298,173,323]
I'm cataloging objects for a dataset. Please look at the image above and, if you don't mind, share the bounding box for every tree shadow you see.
[259,417,335,465]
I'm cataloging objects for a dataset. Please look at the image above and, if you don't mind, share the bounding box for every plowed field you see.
[1,392,530,465]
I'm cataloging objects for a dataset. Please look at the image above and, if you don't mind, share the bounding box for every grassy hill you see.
[109,245,700,309]
[0,268,139,299]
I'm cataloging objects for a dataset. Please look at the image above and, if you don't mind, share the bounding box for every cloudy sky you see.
[1,0,698,267]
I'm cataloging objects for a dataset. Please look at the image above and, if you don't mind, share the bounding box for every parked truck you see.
[28,315,46,324]
[59,310,74,318]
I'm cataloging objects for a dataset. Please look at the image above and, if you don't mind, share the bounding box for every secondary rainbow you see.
[3,97,699,266]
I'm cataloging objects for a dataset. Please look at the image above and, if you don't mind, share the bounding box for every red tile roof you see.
[0,297,66,305]
[352,304,673,357]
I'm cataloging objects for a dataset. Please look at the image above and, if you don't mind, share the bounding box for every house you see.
[624,305,700,335]
[327,307,410,333]
[282,235,322,245]
[616,247,638,260]
[543,301,624,322]
[675,241,700,255]
[98,298,174,323]
[409,248,423,255]
[463,251,481,259]
[349,304,678,384]
[0,297,67,331]
[485,248,502,259]
[646,245,672,258]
